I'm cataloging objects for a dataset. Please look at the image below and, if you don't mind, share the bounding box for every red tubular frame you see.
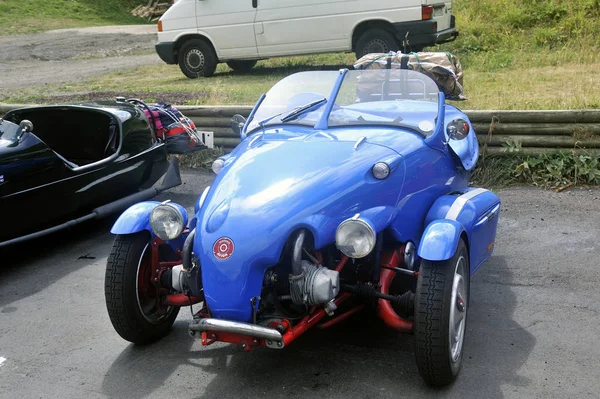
[318,304,365,329]
[377,247,414,333]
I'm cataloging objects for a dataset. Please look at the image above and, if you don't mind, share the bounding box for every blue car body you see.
[113,68,500,323]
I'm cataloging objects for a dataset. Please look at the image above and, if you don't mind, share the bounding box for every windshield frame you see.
[243,68,442,136]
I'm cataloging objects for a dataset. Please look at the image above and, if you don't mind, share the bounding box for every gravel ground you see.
[0,171,598,399]
[0,25,160,91]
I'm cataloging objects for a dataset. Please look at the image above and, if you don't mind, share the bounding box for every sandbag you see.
[354,51,466,100]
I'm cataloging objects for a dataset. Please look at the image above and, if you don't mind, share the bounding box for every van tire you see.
[226,60,257,72]
[355,28,399,59]
[178,39,218,78]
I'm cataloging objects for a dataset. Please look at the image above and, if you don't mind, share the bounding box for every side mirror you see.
[17,119,33,140]
[230,114,246,137]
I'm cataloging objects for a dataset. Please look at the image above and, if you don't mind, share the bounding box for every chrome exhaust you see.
[189,318,284,347]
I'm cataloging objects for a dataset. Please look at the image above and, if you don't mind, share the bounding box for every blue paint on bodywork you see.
[112,69,500,324]
[418,219,464,261]
[111,201,189,236]
[111,201,160,234]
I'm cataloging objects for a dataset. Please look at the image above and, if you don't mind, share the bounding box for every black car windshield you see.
[246,69,441,136]
[0,120,21,142]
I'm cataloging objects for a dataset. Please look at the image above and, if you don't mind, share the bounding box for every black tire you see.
[178,39,218,78]
[105,232,179,345]
[226,60,257,72]
[355,28,399,59]
[414,239,470,386]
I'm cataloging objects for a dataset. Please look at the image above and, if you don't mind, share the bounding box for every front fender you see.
[111,201,161,234]
[418,219,464,261]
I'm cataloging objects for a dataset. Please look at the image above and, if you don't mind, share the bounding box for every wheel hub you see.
[186,49,205,70]
[365,38,389,55]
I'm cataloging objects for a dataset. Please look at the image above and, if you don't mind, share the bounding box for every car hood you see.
[194,136,405,321]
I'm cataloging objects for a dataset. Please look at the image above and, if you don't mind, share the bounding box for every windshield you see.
[0,120,21,142]
[246,69,441,137]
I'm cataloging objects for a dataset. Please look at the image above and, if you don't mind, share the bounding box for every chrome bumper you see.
[189,318,284,348]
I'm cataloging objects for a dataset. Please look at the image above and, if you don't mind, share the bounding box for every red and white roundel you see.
[213,237,234,260]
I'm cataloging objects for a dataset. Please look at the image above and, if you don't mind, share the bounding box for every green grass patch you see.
[0,0,147,34]
[472,150,600,188]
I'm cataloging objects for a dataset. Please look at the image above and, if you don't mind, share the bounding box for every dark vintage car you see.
[0,100,185,247]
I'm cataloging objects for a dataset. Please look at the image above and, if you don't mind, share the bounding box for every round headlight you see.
[447,118,470,140]
[150,204,185,241]
[372,162,390,180]
[212,159,225,174]
[335,217,376,258]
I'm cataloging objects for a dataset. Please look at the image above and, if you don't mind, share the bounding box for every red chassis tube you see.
[150,236,203,308]
[377,246,414,333]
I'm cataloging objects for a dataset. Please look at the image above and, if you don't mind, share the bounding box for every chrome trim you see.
[353,136,367,150]
[189,318,283,341]
[445,188,488,221]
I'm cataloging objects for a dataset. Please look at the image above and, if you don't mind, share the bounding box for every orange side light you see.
[158,20,163,32]
[422,5,433,20]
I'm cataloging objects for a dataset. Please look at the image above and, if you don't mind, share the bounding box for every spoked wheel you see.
[414,239,470,386]
[105,232,179,344]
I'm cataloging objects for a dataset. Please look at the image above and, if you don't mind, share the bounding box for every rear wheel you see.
[178,39,218,78]
[355,28,399,59]
[105,232,179,344]
[414,239,469,386]
[226,60,257,72]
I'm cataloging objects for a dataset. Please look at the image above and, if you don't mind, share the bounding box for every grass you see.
[0,0,146,35]
[1,0,600,110]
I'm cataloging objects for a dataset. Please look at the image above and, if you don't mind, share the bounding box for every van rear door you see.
[197,0,258,59]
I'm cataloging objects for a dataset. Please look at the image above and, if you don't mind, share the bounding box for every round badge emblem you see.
[213,237,234,260]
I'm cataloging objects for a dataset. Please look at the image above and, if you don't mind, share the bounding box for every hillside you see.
[0,0,146,35]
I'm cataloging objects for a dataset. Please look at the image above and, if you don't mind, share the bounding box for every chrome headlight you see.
[150,203,186,241]
[335,216,376,258]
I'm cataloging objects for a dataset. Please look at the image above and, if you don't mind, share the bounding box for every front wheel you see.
[105,232,179,344]
[414,239,470,386]
[178,39,218,78]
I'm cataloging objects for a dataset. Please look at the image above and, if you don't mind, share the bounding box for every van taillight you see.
[158,20,163,32]
[422,5,433,20]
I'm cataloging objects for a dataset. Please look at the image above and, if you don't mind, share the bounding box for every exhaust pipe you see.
[189,318,283,342]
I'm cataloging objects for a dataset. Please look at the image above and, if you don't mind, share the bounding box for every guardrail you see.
[3,104,600,155]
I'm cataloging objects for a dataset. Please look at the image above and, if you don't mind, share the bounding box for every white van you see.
[156,0,458,78]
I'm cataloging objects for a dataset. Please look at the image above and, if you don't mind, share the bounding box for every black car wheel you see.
[105,232,179,345]
[355,28,399,59]
[226,60,257,72]
[414,239,470,386]
[178,39,218,78]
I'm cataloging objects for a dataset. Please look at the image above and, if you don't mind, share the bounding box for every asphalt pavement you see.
[0,171,599,399]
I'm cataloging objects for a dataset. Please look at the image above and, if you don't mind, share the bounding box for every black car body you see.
[0,101,181,247]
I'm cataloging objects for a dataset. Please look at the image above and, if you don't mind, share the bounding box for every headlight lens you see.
[335,217,376,258]
[150,204,185,241]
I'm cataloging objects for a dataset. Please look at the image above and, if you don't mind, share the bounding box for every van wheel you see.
[178,39,217,78]
[226,60,257,72]
[355,28,399,59]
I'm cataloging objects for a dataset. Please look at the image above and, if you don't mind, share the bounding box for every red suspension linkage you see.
[317,304,365,329]
[377,246,414,333]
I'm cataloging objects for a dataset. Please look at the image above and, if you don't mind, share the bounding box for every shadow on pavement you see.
[101,255,535,398]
